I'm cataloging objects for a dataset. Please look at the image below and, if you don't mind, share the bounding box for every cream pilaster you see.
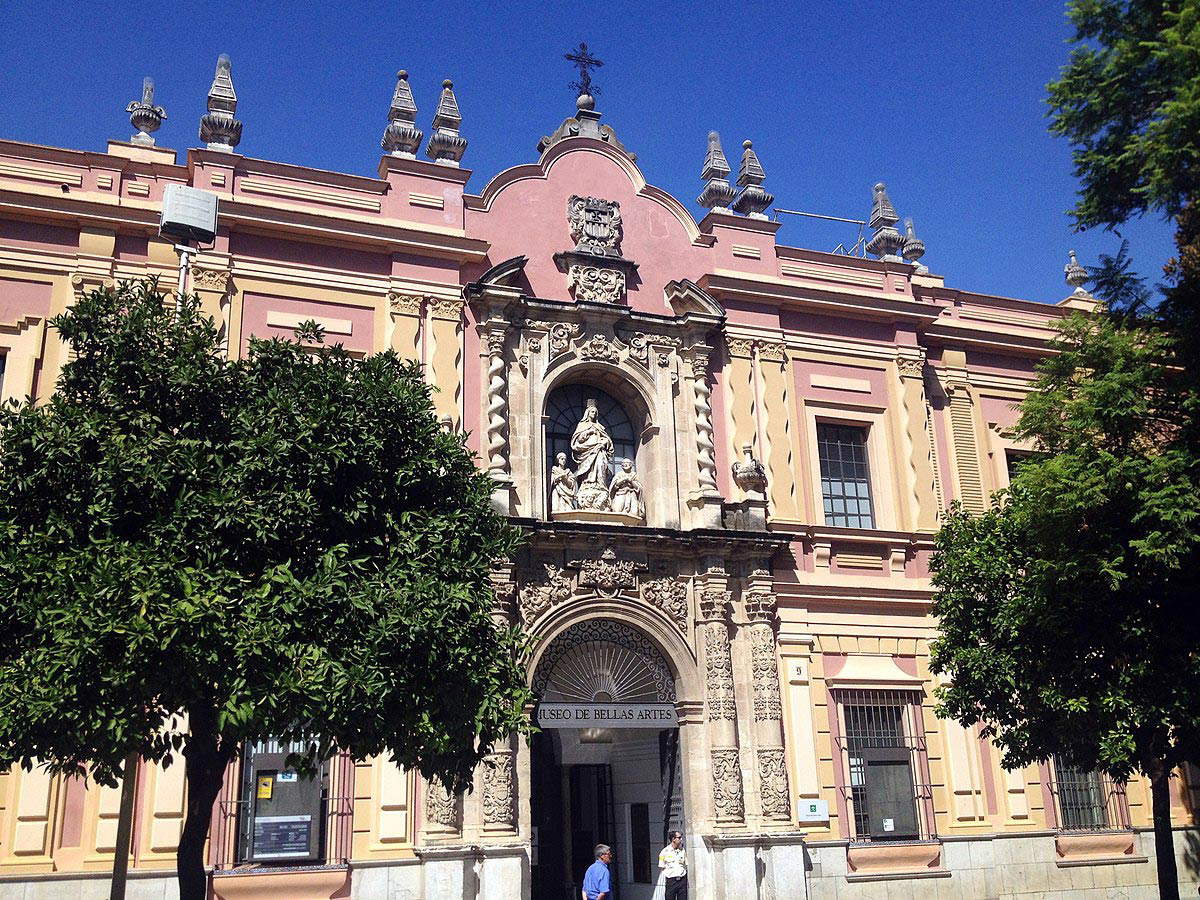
[895,349,939,530]
[724,337,756,475]
[387,291,424,361]
[427,296,464,428]
[755,341,802,522]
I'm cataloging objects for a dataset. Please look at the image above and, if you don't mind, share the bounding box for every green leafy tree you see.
[1047,0,1200,230]
[0,281,530,900]
[931,312,1199,899]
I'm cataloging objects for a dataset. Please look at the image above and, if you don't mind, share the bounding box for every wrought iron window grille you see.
[832,688,937,844]
[1048,757,1132,833]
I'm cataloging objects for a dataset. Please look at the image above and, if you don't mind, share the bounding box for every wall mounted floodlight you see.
[159,184,219,301]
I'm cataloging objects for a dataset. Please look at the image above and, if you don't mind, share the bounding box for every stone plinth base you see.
[1055,830,1138,863]
[846,841,942,875]
[551,509,642,526]
[212,865,349,899]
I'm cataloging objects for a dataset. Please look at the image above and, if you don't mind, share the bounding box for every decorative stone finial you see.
[126,77,166,146]
[199,54,242,152]
[1065,249,1090,294]
[865,182,904,261]
[381,70,422,158]
[732,140,773,219]
[698,131,736,212]
[731,444,767,495]
[426,79,466,166]
[902,218,927,273]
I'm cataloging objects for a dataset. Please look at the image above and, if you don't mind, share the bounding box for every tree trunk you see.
[1150,759,1180,900]
[177,720,230,900]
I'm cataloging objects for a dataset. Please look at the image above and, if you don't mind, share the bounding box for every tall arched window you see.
[545,384,636,490]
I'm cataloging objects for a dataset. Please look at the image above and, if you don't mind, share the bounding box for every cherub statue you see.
[609,458,645,520]
[549,452,578,514]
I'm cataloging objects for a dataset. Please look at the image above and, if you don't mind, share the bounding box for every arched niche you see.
[539,363,672,526]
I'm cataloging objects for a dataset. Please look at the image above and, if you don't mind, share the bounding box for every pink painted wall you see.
[465,147,708,315]
[0,219,77,251]
[792,359,887,406]
[0,277,52,323]
[240,292,374,357]
[230,233,390,276]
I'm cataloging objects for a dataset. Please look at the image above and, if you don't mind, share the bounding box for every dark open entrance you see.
[530,620,685,900]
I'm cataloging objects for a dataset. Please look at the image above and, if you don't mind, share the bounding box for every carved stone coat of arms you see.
[568,195,622,257]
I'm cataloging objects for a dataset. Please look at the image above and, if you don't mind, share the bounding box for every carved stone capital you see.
[428,298,465,322]
[896,350,926,379]
[725,336,754,359]
[190,266,231,293]
[698,588,731,622]
[744,593,777,625]
[485,325,507,356]
[388,292,424,316]
[756,340,787,363]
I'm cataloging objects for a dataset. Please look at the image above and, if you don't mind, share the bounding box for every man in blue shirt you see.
[581,843,612,900]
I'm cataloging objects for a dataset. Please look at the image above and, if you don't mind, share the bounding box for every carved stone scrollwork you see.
[518,564,572,623]
[388,292,424,315]
[428,298,464,321]
[491,580,516,621]
[896,350,926,378]
[424,777,458,831]
[572,546,644,598]
[568,195,623,256]
[547,322,578,358]
[627,333,649,366]
[641,578,687,631]
[757,748,791,819]
[190,267,231,293]
[481,749,516,830]
[711,747,745,823]
[756,341,787,363]
[725,336,754,359]
[578,332,621,363]
[568,265,626,304]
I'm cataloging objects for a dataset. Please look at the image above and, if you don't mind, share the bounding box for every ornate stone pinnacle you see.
[697,131,736,212]
[199,54,242,153]
[902,218,927,272]
[865,182,904,261]
[382,70,422,158]
[426,79,466,166]
[732,140,773,219]
[1065,249,1090,294]
[127,77,166,146]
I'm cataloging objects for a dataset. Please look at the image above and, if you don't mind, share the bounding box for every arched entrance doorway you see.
[530,621,685,900]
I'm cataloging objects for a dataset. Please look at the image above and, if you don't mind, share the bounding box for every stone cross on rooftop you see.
[565,42,603,98]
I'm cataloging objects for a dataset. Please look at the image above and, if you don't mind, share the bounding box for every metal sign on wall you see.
[536,702,678,728]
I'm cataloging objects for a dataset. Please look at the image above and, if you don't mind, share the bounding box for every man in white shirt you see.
[657,830,687,899]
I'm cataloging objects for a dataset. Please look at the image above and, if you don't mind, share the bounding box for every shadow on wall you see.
[1184,827,1200,881]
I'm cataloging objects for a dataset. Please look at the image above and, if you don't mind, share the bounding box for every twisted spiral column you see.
[689,350,718,493]
[485,326,508,476]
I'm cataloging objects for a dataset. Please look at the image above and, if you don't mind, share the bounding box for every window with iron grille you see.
[817,424,875,529]
[832,689,934,842]
[1050,756,1129,832]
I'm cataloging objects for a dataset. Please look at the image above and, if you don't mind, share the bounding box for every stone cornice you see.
[700,271,939,325]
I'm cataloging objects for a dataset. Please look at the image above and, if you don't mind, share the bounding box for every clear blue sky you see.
[1,0,1177,304]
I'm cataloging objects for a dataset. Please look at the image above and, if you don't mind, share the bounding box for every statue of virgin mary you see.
[571,398,614,509]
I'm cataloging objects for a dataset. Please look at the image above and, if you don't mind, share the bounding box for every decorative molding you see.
[756,341,787,363]
[640,578,688,632]
[626,333,649,366]
[749,624,783,722]
[577,332,621,364]
[711,748,746,822]
[408,191,444,209]
[896,350,926,379]
[757,748,791,819]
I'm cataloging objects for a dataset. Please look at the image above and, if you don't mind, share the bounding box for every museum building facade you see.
[0,58,1197,899]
